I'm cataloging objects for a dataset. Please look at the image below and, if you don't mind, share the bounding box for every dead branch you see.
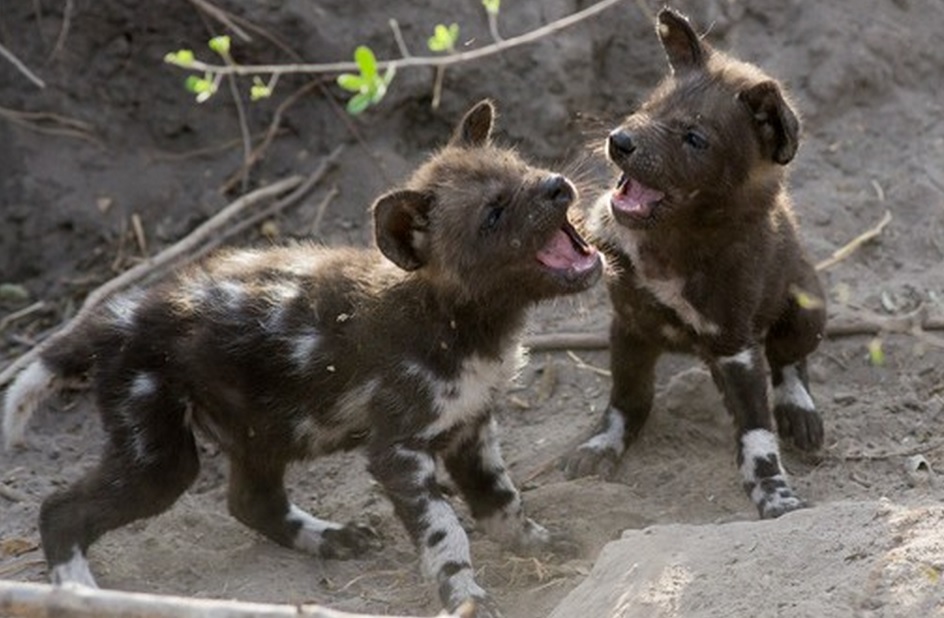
[0,580,455,618]
[815,210,892,272]
[524,312,944,353]
[46,0,75,63]
[187,0,253,42]
[166,0,623,78]
[0,42,45,88]
[0,106,100,145]
[0,176,302,389]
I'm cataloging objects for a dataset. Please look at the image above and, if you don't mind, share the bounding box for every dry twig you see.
[815,210,892,272]
[0,42,45,88]
[0,106,100,145]
[0,580,455,618]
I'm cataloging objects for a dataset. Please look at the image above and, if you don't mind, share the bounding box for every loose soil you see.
[2,1,943,616]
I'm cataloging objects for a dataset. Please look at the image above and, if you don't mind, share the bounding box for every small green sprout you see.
[336,45,396,115]
[867,338,885,366]
[185,74,218,103]
[163,49,195,67]
[482,0,501,16]
[208,35,231,57]
[428,23,459,53]
[250,76,273,101]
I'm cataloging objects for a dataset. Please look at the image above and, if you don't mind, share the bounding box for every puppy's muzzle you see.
[607,129,636,162]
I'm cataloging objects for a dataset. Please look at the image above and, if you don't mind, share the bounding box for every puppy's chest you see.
[607,229,720,339]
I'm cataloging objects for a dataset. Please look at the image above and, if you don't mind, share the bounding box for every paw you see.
[511,519,580,560]
[562,442,620,480]
[453,595,503,618]
[774,403,824,452]
[750,482,807,519]
[321,521,381,559]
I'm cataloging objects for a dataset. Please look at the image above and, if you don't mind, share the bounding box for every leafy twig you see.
[165,0,623,77]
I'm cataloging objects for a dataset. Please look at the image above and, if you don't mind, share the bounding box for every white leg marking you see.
[49,545,99,588]
[583,406,627,454]
[720,348,754,368]
[288,504,342,553]
[774,364,815,411]
[738,429,781,483]
[3,360,58,450]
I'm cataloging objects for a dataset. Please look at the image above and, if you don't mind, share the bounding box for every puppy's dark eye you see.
[482,205,504,232]
[684,130,709,150]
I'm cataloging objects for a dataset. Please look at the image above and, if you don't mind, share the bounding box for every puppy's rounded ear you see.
[372,190,434,271]
[738,80,800,165]
[656,8,708,73]
[448,99,495,148]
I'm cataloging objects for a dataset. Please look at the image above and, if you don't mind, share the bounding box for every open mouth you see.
[536,219,600,274]
[610,174,665,220]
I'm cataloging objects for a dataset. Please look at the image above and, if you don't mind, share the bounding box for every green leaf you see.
[337,73,366,92]
[354,46,378,81]
[250,77,271,101]
[164,49,195,66]
[185,75,211,93]
[428,23,459,53]
[482,0,501,15]
[347,92,372,115]
[208,35,231,57]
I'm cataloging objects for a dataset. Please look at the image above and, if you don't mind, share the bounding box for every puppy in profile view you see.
[3,100,602,617]
[565,8,826,519]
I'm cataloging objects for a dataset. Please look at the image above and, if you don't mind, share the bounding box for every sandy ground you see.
[2,1,943,616]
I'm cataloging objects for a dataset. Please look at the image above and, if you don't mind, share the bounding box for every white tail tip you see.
[3,360,57,450]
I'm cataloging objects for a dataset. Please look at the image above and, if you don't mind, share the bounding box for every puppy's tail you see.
[3,323,103,451]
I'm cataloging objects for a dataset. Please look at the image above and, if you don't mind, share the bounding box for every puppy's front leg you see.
[368,442,498,617]
[443,414,565,556]
[713,345,805,519]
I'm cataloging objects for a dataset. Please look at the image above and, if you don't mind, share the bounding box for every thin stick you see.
[225,70,253,194]
[0,176,303,389]
[220,80,322,194]
[166,0,624,77]
[186,0,253,42]
[46,0,74,63]
[389,19,412,58]
[815,210,892,272]
[0,105,100,145]
[309,186,340,236]
[0,42,46,89]
[0,580,455,618]
[0,301,46,332]
[198,146,344,259]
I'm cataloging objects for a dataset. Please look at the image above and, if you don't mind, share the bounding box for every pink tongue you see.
[536,229,598,271]
[611,179,664,217]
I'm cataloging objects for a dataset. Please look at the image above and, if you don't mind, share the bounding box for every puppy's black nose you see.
[541,174,575,209]
[607,129,636,160]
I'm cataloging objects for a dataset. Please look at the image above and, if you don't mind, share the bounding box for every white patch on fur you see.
[290,329,321,369]
[217,280,245,310]
[588,195,720,336]
[774,364,815,412]
[720,348,754,368]
[288,504,342,554]
[3,360,59,450]
[105,289,145,329]
[129,372,157,399]
[660,324,685,342]
[49,546,99,588]
[263,282,300,331]
[418,345,525,439]
[582,406,627,455]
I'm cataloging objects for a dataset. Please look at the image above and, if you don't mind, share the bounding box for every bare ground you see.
[2,1,943,616]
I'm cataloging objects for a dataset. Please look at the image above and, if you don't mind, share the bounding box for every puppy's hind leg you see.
[226,456,376,559]
[41,381,200,586]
